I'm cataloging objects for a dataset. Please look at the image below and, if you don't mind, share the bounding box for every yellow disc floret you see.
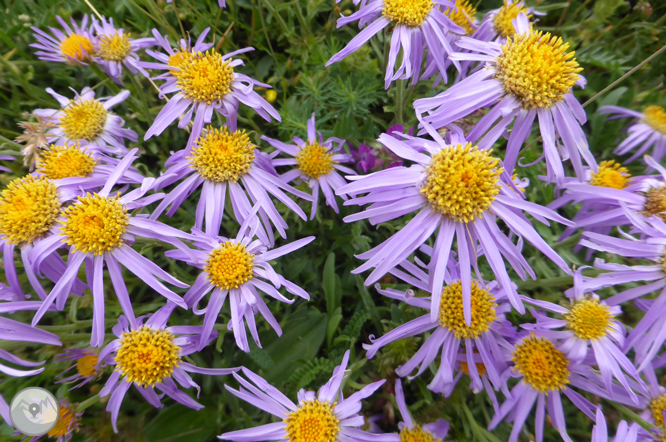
[564,298,613,341]
[0,176,60,244]
[442,0,477,35]
[644,186,666,222]
[383,0,434,27]
[59,99,108,142]
[97,32,131,61]
[168,50,193,77]
[60,193,129,255]
[60,33,94,63]
[37,144,97,180]
[421,143,502,223]
[189,127,255,183]
[494,1,532,38]
[589,160,630,189]
[76,354,99,378]
[114,326,182,388]
[47,405,78,438]
[284,400,340,442]
[437,280,497,339]
[296,142,335,179]
[205,241,255,290]
[400,425,441,442]
[178,50,234,104]
[512,333,570,393]
[650,394,666,427]
[495,30,582,109]
[644,106,666,135]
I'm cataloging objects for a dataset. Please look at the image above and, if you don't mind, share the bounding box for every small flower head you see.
[493,1,533,38]
[97,31,132,62]
[37,144,98,180]
[643,184,666,221]
[46,399,82,442]
[437,280,497,339]
[512,334,570,394]
[564,297,613,341]
[296,140,336,179]
[31,15,94,65]
[189,127,255,183]
[0,175,60,245]
[443,0,477,35]
[204,241,255,290]
[382,0,434,27]
[643,105,666,135]
[15,113,57,170]
[589,160,631,190]
[177,50,235,104]
[284,400,340,442]
[59,99,108,142]
[55,348,103,388]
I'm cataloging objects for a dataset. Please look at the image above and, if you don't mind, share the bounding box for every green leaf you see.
[142,404,219,442]
[323,252,340,314]
[327,307,343,347]
[355,277,382,330]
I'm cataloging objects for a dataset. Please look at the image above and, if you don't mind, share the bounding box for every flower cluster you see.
[1,2,665,442]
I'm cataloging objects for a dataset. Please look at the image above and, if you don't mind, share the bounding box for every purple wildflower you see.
[165,228,314,352]
[591,408,641,442]
[28,149,192,347]
[474,1,542,43]
[150,125,310,245]
[263,113,355,219]
[414,14,590,184]
[337,128,572,323]
[599,105,666,165]
[54,348,103,389]
[219,350,400,442]
[98,306,239,433]
[33,87,138,156]
[30,15,95,65]
[326,0,465,88]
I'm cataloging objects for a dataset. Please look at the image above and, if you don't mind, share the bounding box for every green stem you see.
[89,63,121,95]
[395,80,404,125]
[76,395,101,413]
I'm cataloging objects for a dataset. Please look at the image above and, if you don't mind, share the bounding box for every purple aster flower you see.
[521,269,645,404]
[263,113,355,219]
[140,28,213,89]
[394,379,450,441]
[337,128,572,323]
[414,14,590,184]
[91,16,154,84]
[165,228,314,352]
[0,175,87,303]
[326,0,465,88]
[30,15,94,65]
[98,306,239,433]
[1,300,62,427]
[33,143,144,196]
[489,333,602,442]
[54,348,103,389]
[144,45,280,150]
[33,87,138,156]
[591,408,641,442]
[29,149,193,347]
[599,105,666,165]
[349,142,379,173]
[219,350,400,442]
[0,155,14,174]
[474,1,543,43]
[363,256,515,404]
[150,125,310,245]
[575,215,666,372]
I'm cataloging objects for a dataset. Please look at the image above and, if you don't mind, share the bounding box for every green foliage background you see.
[0,0,664,440]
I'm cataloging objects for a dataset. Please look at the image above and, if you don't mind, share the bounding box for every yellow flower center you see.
[383,0,434,27]
[0,176,60,245]
[189,127,255,183]
[47,405,76,437]
[296,142,335,179]
[643,105,666,135]
[650,394,666,427]
[205,241,255,290]
[495,30,582,109]
[37,144,97,180]
[564,298,613,341]
[437,280,497,339]
[460,361,487,377]
[284,400,340,442]
[177,50,234,104]
[589,160,630,189]
[644,186,666,222]
[59,99,108,142]
[493,1,532,38]
[400,425,441,442]
[59,33,94,63]
[512,334,570,393]
[442,0,477,35]
[97,32,131,62]
[114,326,182,388]
[60,193,129,255]
[76,354,99,377]
[168,50,193,77]
[421,143,502,223]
